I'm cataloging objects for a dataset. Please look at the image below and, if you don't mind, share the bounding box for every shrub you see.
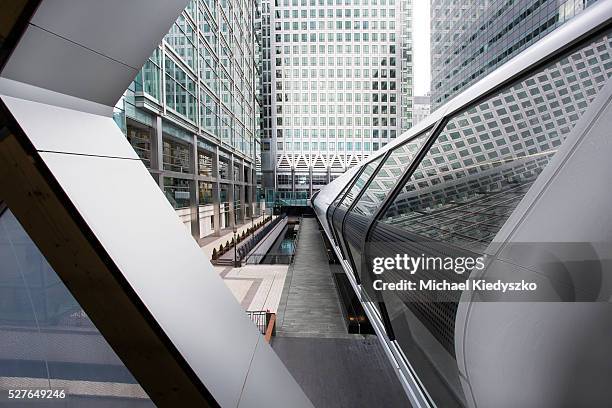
[212,248,217,260]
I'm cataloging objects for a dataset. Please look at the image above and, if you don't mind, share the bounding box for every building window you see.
[199,182,213,205]
[126,124,152,168]
[198,150,213,177]
[219,159,229,179]
[163,138,191,173]
[164,177,191,209]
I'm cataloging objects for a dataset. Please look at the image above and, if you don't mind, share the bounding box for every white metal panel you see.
[31,0,188,70]
[1,25,137,106]
[2,96,138,159]
[39,150,260,407]
[0,77,113,117]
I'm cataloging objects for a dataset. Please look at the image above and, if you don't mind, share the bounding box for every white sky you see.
[412,1,431,96]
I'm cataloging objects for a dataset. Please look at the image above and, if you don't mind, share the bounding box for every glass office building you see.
[113,0,263,240]
[431,0,599,110]
[261,0,414,202]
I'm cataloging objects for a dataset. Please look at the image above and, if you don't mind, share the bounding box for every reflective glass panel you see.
[380,31,612,253]
[0,208,154,406]
[351,131,429,217]
[367,30,612,408]
[338,157,384,210]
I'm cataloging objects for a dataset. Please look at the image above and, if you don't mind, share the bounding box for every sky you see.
[412,0,431,97]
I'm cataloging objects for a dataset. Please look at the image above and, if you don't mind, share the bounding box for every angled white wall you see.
[0,1,312,406]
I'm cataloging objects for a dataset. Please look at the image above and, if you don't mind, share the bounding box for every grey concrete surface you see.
[273,217,411,407]
[276,217,347,337]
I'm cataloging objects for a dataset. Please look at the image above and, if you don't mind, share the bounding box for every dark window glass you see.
[163,177,192,209]
[163,138,191,173]
[199,182,213,205]
[198,150,214,177]
[127,124,152,168]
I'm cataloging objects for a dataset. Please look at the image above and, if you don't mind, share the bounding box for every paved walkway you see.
[214,264,287,312]
[276,217,349,337]
[271,217,412,407]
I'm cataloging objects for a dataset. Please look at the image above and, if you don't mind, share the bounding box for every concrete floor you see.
[275,217,348,337]
[272,217,412,408]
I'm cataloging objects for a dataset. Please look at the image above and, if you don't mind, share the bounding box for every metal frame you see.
[339,150,391,281]
[312,3,612,406]
[326,167,364,253]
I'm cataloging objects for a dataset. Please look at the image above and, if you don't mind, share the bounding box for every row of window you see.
[278,103,397,113]
[276,19,397,30]
[276,128,398,137]
[275,32,397,43]
[277,0,396,6]
[126,123,253,185]
[163,177,242,209]
[277,116,398,126]
[276,8,396,19]
[276,44,397,54]
[277,174,330,185]
[276,141,384,151]
[277,71,398,81]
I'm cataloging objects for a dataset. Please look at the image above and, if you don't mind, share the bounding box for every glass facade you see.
[431,0,599,110]
[114,0,264,239]
[321,28,612,407]
[261,0,413,200]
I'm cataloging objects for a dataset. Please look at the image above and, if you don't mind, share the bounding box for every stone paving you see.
[275,217,349,337]
[270,217,412,407]
[215,264,288,312]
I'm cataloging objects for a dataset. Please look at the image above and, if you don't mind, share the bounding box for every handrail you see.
[264,313,276,343]
[246,310,276,342]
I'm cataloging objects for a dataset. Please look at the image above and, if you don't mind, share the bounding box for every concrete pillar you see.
[212,147,221,236]
[309,166,313,198]
[154,115,164,189]
[239,161,245,222]
[190,135,200,240]
[228,154,235,228]
[250,166,256,216]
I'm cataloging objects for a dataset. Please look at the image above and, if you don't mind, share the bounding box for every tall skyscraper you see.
[261,0,413,202]
[430,0,599,110]
[114,0,262,240]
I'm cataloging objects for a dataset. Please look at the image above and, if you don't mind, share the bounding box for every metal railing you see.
[246,311,276,342]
